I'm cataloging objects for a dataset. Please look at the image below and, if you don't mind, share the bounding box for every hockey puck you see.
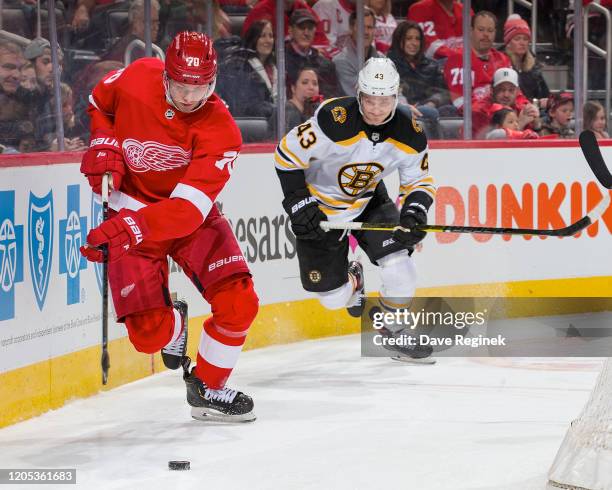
[168,460,190,471]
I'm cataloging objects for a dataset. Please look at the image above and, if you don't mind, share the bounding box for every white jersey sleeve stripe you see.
[170,183,212,221]
[94,190,146,212]
[280,137,309,169]
[88,94,114,116]
[425,39,444,59]
[274,153,296,170]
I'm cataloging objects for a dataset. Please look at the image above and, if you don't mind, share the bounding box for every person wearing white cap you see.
[471,66,541,138]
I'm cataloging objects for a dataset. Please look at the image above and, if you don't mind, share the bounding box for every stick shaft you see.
[320,193,610,237]
[101,173,110,385]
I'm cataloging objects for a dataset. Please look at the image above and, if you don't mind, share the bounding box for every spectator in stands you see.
[22,37,67,151]
[387,20,452,137]
[472,67,539,138]
[365,0,396,54]
[71,0,114,32]
[285,9,340,99]
[407,0,473,60]
[242,0,328,50]
[160,0,230,44]
[583,100,610,139]
[0,40,32,150]
[49,83,88,151]
[285,66,322,129]
[443,11,511,112]
[333,7,381,96]
[540,92,575,138]
[20,61,37,91]
[103,0,160,63]
[73,60,124,143]
[219,19,277,123]
[503,14,549,102]
[485,105,538,139]
[312,0,354,50]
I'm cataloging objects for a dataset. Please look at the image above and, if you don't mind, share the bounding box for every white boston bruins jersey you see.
[275,97,436,222]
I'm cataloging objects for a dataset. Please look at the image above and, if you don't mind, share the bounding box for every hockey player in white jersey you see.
[274,57,436,360]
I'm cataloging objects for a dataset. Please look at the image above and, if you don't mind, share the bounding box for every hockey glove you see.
[282,188,327,240]
[80,209,148,263]
[80,129,125,194]
[393,202,428,247]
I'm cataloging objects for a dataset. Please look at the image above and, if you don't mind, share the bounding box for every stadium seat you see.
[1,8,30,38]
[228,14,246,36]
[235,117,270,143]
[107,10,129,41]
[439,118,464,140]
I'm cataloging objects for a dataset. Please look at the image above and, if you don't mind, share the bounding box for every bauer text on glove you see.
[80,209,148,262]
[282,189,327,240]
[80,129,125,194]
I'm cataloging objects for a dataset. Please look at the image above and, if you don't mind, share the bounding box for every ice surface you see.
[0,334,603,490]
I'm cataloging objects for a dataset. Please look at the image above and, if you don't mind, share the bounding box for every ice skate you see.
[161,300,188,370]
[182,357,256,423]
[346,260,365,318]
[380,327,436,365]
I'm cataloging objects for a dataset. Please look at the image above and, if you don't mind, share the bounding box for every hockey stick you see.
[319,194,609,236]
[579,130,612,189]
[101,173,111,385]
[321,136,612,237]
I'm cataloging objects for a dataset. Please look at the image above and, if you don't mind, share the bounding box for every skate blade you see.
[190,406,257,423]
[391,356,436,365]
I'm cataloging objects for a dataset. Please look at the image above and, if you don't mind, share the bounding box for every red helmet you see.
[165,31,217,85]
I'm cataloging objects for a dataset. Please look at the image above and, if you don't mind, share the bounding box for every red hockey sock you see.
[194,274,259,389]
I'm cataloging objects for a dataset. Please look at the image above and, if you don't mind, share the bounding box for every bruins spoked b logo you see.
[338,163,384,197]
[331,106,347,124]
[308,270,322,283]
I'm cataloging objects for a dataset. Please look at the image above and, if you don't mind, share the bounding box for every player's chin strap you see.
[357,92,399,126]
[163,72,216,113]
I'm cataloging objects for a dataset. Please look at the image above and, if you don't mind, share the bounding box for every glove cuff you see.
[401,191,433,215]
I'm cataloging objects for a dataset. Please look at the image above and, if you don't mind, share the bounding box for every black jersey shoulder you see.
[387,105,428,153]
[316,97,362,142]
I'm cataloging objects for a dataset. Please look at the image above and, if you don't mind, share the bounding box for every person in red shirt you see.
[407,0,473,59]
[472,67,539,138]
[443,11,511,112]
[79,32,259,422]
[242,0,329,50]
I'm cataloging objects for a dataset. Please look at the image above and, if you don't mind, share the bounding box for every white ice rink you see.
[0,334,604,490]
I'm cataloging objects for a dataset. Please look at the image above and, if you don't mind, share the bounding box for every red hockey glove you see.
[80,209,148,263]
[80,129,125,194]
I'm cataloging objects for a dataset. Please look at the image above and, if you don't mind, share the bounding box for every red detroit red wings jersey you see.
[443,48,511,109]
[88,58,242,225]
[407,0,473,59]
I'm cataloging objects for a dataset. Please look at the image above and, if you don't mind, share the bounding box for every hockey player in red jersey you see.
[79,31,259,422]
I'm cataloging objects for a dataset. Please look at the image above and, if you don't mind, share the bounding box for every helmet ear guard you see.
[357,58,401,125]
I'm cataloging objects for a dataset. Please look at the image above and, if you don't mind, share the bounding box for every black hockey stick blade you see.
[579,130,612,189]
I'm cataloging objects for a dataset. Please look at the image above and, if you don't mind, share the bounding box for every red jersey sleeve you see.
[87,67,127,133]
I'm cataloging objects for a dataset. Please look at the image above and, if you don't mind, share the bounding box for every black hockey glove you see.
[282,188,327,240]
[393,202,428,247]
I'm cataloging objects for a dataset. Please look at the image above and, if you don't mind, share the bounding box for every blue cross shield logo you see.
[0,191,24,321]
[28,191,54,311]
[91,193,103,294]
[59,185,87,305]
